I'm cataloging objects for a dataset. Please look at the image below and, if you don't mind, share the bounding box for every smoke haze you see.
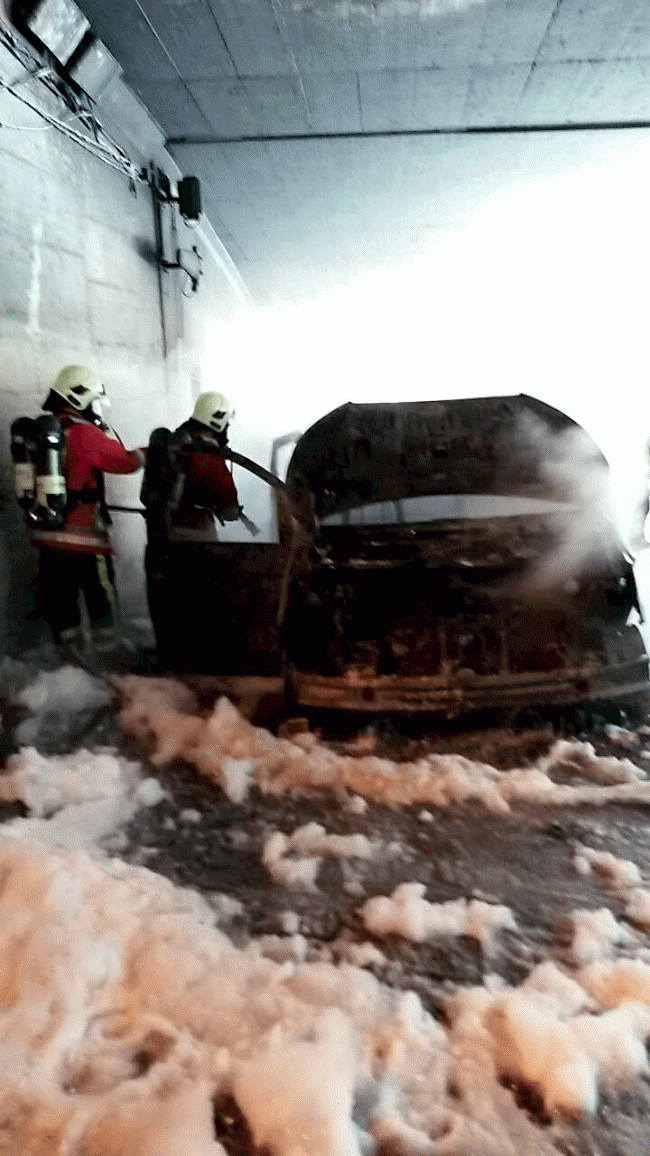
[515,415,623,595]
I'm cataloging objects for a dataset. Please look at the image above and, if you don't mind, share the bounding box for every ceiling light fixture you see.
[67,34,122,100]
[149,170,202,225]
[11,0,89,64]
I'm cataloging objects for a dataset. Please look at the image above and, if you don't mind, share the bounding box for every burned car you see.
[280,394,649,715]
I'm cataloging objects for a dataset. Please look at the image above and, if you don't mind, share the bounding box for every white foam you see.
[0,841,470,1156]
[287,823,377,860]
[346,795,368,815]
[334,940,387,969]
[280,911,300,934]
[262,823,378,891]
[207,893,244,921]
[13,665,113,745]
[0,746,160,849]
[179,808,202,824]
[221,757,253,804]
[257,934,308,964]
[116,682,650,815]
[574,845,642,891]
[7,673,650,1149]
[359,883,516,954]
[233,1009,361,1156]
[564,908,636,966]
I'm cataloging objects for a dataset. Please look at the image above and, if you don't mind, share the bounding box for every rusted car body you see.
[281,394,649,715]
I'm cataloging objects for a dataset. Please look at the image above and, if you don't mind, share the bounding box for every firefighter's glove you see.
[221,504,241,522]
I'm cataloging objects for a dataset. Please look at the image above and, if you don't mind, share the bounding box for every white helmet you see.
[53,365,106,411]
[192,391,234,433]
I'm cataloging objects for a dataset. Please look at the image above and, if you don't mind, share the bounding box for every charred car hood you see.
[286,394,606,521]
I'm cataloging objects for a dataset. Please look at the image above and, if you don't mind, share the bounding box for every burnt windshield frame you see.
[319,493,576,527]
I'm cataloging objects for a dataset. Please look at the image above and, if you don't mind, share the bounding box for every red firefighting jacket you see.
[31,413,145,554]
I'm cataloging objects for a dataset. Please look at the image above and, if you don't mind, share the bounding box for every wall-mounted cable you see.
[0,24,144,183]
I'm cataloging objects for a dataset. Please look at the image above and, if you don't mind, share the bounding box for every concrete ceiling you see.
[74,0,650,303]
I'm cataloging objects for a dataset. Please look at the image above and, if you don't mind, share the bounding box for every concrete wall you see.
[0,28,250,654]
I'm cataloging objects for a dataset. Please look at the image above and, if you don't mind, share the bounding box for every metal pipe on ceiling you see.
[167,119,650,147]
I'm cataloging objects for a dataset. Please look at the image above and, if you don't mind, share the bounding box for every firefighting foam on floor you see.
[3,665,650,1152]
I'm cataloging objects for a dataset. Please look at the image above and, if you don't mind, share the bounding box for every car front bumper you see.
[292,658,650,715]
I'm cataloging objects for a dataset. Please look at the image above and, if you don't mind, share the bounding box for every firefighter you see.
[162,391,240,542]
[29,365,146,655]
[141,391,241,669]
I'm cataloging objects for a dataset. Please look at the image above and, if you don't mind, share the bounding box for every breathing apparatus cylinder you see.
[33,413,66,527]
[10,417,37,512]
[139,428,173,510]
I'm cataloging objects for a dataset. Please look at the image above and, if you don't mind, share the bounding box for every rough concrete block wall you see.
[0,34,247,654]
